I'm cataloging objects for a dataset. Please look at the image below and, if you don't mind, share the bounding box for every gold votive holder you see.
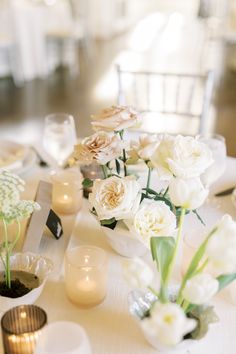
[65,246,108,308]
[51,169,83,215]
[1,305,47,354]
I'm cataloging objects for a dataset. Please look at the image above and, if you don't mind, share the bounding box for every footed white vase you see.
[0,252,53,312]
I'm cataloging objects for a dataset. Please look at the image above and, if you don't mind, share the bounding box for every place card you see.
[22,181,63,253]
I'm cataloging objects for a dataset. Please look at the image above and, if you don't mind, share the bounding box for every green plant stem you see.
[148,286,159,298]
[182,300,190,312]
[165,208,186,286]
[145,165,152,196]
[10,219,21,252]
[118,130,128,177]
[2,218,11,288]
[101,165,108,179]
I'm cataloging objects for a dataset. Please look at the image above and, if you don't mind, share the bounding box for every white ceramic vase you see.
[0,252,53,312]
[128,289,196,352]
[101,221,147,258]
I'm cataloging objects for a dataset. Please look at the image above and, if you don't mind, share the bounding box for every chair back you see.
[116,65,215,135]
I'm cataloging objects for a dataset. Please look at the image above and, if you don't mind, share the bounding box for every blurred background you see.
[0,0,236,156]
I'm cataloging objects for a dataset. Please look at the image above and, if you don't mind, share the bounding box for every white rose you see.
[125,200,176,247]
[89,176,141,221]
[91,105,141,132]
[71,131,124,165]
[206,215,236,274]
[129,134,158,163]
[141,302,196,346]
[151,135,213,180]
[182,273,219,305]
[123,257,154,288]
[168,177,209,210]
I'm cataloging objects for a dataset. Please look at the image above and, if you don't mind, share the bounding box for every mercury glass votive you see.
[65,246,108,308]
[51,169,83,215]
[80,162,103,198]
[1,305,47,354]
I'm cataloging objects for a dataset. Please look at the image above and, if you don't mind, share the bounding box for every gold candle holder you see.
[1,305,47,354]
[51,169,83,215]
[65,246,108,308]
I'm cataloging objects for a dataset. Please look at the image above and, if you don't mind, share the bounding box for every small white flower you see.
[141,302,196,346]
[168,177,208,210]
[150,135,213,180]
[0,170,40,223]
[89,176,141,221]
[125,200,176,247]
[91,105,141,132]
[206,215,236,274]
[182,273,219,305]
[123,258,154,288]
[128,134,158,163]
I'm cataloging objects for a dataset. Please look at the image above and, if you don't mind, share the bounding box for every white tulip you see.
[141,302,196,346]
[125,200,177,247]
[182,273,219,305]
[206,214,236,274]
[168,177,209,210]
[123,258,154,288]
[151,135,213,180]
[89,176,141,221]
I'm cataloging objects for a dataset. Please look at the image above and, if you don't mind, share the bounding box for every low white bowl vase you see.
[0,252,53,312]
[128,289,196,352]
[101,221,147,258]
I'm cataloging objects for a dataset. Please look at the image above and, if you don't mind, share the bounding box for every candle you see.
[51,169,83,215]
[1,305,47,354]
[65,246,108,308]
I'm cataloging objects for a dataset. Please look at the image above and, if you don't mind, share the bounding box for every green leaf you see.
[115,159,121,175]
[217,273,236,292]
[154,195,173,211]
[100,218,117,230]
[192,209,206,226]
[82,178,93,188]
[189,305,219,340]
[150,237,176,283]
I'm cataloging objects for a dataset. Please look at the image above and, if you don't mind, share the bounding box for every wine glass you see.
[198,134,227,187]
[43,113,77,168]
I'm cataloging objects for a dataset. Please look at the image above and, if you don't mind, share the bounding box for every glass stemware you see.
[43,113,77,168]
[198,134,227,188]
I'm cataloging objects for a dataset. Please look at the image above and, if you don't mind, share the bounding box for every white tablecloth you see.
[1,158,236,354]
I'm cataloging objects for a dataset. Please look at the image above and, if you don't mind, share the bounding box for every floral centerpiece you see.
[70,105,212,257]
[0,170,41,297]
[123,213,236,350]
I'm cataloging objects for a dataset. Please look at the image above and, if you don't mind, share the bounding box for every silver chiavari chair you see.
[116,65,215,135]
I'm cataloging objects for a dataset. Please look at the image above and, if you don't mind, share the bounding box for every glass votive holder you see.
[51,169,83,215]
[35,321,92,354]
[1,305,47,354]
[80,162,103,198]
[65,245,108,308]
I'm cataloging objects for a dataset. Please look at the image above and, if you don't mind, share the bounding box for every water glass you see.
[198,134,227,187]
[43,113,77,167]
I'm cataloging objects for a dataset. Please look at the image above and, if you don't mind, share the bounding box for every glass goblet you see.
[198,134,227,188]
[43,113,77,168]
